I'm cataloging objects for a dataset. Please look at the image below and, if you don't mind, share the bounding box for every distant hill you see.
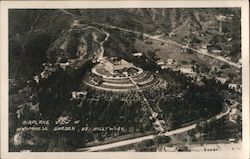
[9,9,74,78]
[46,28,106,63]
[9,8,241,79]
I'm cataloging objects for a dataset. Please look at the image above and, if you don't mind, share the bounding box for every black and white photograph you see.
[0,1,249,159]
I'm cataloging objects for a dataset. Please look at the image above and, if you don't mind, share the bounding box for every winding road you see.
[98,28,110,60]
[77,105,231,152]
[97,23,241,69]
[60,9,240,69]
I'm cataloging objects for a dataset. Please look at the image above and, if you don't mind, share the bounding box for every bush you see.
[135,139,155,152]
[153,135,171,144]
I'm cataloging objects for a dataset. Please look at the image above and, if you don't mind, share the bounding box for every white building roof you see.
[133,53,143,57]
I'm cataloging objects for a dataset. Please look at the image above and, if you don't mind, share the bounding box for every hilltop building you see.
[83,56,161,92]
[100,57,135,75]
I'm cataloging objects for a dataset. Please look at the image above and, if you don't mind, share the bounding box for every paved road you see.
[98,28,110,60]
[60,9,241,69]
[70,19,110,61]
[98,23,241,69]
[77,105,231,152]
[77,124,195,152]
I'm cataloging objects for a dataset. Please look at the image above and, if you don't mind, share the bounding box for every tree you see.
[138,32,144,40]
[191,36,201,44]
[135,139,156,152]
[153,135,171,144]
[230,41,241,57]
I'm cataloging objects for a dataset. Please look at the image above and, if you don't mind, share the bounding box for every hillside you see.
[8,8,242,152]
[9,8,241,79]
[9,9,74,78]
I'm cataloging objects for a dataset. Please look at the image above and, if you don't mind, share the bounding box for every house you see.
[161,65,168,69]
[215,77,228,84]
[229,107,241,123]
[133,52,143,57]
[211,50,222,54]
[228,138,236,142]
[228,83,238,90]
[166,59,176,65]
[156,60,165,66]
[59,62,70,70]
[180,65,195,75]
[71,91,87,99]
[216,15,228,21]
[33,75,40,83]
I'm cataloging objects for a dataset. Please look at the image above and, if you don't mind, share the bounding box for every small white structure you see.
[152,112,158,118]
[71,91,87,99]
[156,60,164,66]
[72,20,80,26]
[211,50,222,54]
[180,67,195,75]
[229,107,241,123]
[228,83,238,90]
[133,52,143,57]
[216,15,227,20]
[215,77,228,84]
[166,59,176,65]
[33,75,40,83]
[161,65,168,69]
[59,62,70,70]
[228,138,236,142]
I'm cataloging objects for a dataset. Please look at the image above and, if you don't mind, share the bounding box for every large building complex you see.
[83,57,161,91]
[101,57,135,75]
